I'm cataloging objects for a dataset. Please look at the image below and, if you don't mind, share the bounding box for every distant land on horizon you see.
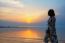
[0,26,45,28]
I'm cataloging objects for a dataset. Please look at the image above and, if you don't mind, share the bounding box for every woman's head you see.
[48,9,55,17]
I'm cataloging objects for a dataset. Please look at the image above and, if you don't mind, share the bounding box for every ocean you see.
[0,27,64,43]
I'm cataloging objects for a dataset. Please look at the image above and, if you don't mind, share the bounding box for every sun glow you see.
[0,2,48,24]
[22,15,34,23]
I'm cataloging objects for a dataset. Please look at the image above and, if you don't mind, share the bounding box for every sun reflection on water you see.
[18,29,41,38]
[0,28,45,43]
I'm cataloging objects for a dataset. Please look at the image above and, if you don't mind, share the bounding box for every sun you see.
[23,16,33,23]
[22,14,37,23]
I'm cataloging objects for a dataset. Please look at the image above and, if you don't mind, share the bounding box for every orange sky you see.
[0,0,59,24]
[0,7,48,23]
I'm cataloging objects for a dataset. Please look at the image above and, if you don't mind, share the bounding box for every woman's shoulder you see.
[52,17,56,21]
[52,16,56,19]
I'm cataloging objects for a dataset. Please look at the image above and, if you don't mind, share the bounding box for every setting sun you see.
[25,17,33,23]
[22,15,34,23]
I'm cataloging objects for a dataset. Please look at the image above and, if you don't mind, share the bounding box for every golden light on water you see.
[17,29,44,42]
[19,29,39,38]
[0,29,45,43]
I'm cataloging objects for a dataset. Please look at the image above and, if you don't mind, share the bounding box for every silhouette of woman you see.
[44,9,58,43]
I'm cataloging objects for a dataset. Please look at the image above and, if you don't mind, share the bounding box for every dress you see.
[44,16,58,43]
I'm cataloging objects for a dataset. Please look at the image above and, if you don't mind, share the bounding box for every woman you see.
[44,9,58,43]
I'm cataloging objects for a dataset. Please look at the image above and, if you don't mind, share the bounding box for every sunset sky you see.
[0,0,65,26]
[0,0,65,42]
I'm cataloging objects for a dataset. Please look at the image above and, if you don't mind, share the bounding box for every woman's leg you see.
[44,29,50,43]
[44,34,49,43]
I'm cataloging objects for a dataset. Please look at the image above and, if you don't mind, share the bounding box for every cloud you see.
[0,0,24,8]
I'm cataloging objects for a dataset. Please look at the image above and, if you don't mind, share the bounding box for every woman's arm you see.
[51,17,56,26]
